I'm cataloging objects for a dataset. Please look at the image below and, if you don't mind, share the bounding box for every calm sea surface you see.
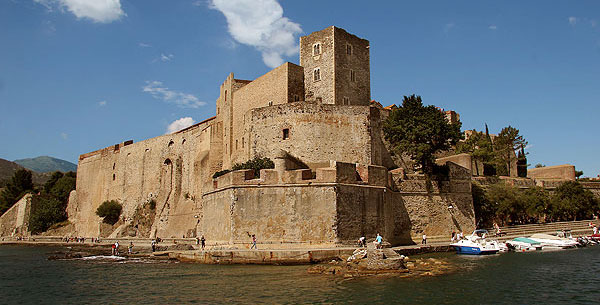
[1,245,599,304]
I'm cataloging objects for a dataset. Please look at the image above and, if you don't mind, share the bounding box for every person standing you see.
[200,235,206,250]
[422,234,427,245]
[128,242,134,254]
[451,231,456,242]
[115,241,120,256]
[151,239,156,252]
[251,234,257,249]
[375,233,383,249]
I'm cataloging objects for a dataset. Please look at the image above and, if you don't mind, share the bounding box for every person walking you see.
[114,241,120,256]
[251,234,257,249]
[128,242,134,254]
[422,234,427,245]
[200,235,206,250]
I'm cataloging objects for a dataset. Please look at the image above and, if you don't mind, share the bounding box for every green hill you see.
[0,158,52,186]
[13,156,77,173]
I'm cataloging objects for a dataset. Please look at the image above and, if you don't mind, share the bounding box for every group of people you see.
[357,233,384,249]
[450,231,464,242]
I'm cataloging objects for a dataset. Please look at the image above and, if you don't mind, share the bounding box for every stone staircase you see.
[411,219,597,245]
[490,219,596,241]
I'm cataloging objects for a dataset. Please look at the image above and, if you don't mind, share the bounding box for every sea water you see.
[1,245,598,304]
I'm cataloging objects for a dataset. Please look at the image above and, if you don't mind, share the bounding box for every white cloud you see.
[209,0,302,68]
[160,53,174,62]
[143,81,206,108]
[138,42,152,48]
[60,132,68,140]
[568,16,578,25]
[98,100,107,106]
[488,25,497,30]
[166,117,196,134]
[34,0,126,23]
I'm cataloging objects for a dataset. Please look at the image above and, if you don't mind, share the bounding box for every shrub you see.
[96,200,123,225]
[231,157,274,178]
[29,194,67,234]
[148,199,156,210]
[213,169,231,179]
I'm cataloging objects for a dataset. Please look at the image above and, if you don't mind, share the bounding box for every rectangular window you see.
[313,68,321,81]
[313,43,321,55]
[347,44,352,55]
[293,94,300,102]
[268,101,273,106]
[343,97,350,105]
[350,70,356,82]
[283,128,290,140]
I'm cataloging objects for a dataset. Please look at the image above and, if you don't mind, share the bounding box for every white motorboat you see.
[450,229,501,255]
[529,233,578,249]
[506,237,542,252]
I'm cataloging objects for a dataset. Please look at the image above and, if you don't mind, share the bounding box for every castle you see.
[65,26,476,246]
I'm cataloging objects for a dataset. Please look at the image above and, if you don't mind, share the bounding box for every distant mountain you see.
[13,156,77,173]
[0,158,52,186]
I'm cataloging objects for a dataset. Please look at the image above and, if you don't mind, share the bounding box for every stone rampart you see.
[0,194,31,237]
[69,118,214,239]
[528,164,576,181]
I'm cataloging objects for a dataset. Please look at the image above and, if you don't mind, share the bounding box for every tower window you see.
[236,140,238,150]
[293,94,300,102]
[313,68,321,81]
[224,90,227,101]
[282,128,290,140]
[347,44,352,55]
[242,137,245,148]
[350,70,356,82]
[313,43,321,55]
[268,101,273,106]
[343,97,350,105]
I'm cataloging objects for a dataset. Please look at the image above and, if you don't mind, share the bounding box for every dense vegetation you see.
[96,200,123,225]
[213,156,275,179]
[474,181,599,228]
[28,171,76,233]
[457,125,528,177]
[0,169,34,215]
[383,95,462,174]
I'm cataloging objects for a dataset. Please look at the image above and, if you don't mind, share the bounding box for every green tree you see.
[96,200,123,225]
[29,194,68,234]
[549,181,599,221]
[44,171,64,193]
[516,147,528,177]
[457,130,494,176]
[575,170,584,179]
[0,169,34,215]
[383,95,462,174]
[493,126,527,177]
[49,174,76,203]
[521,187,550,223]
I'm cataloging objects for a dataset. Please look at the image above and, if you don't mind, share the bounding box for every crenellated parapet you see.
[208,161,390,193]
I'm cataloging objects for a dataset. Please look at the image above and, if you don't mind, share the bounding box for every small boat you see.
[529,233,578,249]
[506,237,542,252]
[450,229,501,255]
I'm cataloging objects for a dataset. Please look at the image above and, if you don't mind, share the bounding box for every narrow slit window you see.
[350,70,356,82]
[347,44,352,55]
[343,97,350,105]
[282,128,290,140]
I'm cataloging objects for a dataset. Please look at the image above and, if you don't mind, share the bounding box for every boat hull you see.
[453,246,499,255]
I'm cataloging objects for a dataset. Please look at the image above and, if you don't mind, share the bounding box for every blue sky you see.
[0,0,599,177]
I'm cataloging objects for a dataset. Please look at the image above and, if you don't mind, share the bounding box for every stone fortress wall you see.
[58,26,478,245]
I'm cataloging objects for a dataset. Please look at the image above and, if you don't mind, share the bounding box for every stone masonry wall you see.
[300,26,335,103]
[229,63,304,167]
[248,103,374,167]
[70,119,214,238]
[334,27,370,106]
[0,194,31,237]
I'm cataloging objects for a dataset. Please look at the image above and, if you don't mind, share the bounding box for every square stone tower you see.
[300,26,371,106]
